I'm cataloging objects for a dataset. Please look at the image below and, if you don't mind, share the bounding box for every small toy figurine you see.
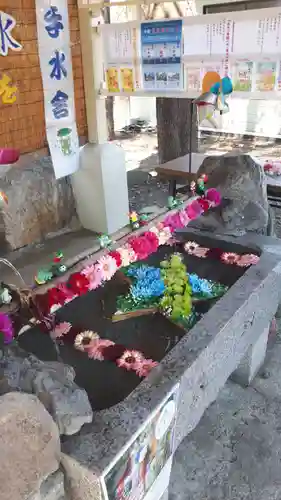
[99,234,112,249]
[35,251,67,285]
[139,214,148,226]
[0,284,12,305]
[190,174,208,196]
[190,181,196,195]
[129,211,140,230]
[35,269,53,285]
[167,196,184,210]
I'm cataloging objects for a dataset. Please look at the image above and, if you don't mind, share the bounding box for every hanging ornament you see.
[194,75,233,126]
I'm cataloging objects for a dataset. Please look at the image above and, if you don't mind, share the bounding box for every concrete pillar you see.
[231,325,270,387]
[76,8,129,234]
[71,143,129,234]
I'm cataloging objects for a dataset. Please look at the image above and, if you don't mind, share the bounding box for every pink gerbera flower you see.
[97,255,117,281]
[116,244,137,267]
[237,254,260,267]
[51,321,72,339]
[192,246,209,258]
[184,241,199,255]
[81,264,96,279]
[116,349,144,371]
[86,338,115,361]
[221,252,239,265]
[135,359,159,378]
[81,263,103,290]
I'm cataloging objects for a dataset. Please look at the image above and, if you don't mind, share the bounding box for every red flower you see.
[108,250,122,268]
[47,287,66,309]
[142,231,159,254]
[128,235,151,260]
[264,162,272,172]
[198,198,210,212]
[56,283,76,301]
[68,272,89,295]
[102,343,126,362]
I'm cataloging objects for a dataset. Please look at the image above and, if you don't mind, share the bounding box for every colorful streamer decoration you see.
[194,73,233,126]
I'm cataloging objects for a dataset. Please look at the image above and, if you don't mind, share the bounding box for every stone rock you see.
[1,345,93,435]
[0,392,60,500]
[191,153,269,236]
[61,453,102,500]
[0,157,80,250]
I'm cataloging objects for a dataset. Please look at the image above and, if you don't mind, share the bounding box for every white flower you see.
[74,331,100,351]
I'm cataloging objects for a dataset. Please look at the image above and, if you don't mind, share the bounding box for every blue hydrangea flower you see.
[188,273,212,296]
[129,265,165,301]
[127,265,162,282]
[131,277,165,300]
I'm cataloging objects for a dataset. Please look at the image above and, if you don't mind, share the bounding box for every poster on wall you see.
[101,384,179,500]
[141,20,183,91]
[35,0,79,179]
[103,25,139,93]
[231,61,253,92]
[255,61,277,91]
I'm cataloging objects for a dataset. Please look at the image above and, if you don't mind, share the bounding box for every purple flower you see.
[0,313,14,344]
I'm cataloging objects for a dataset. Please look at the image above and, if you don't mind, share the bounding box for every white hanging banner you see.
[35,0,79,179]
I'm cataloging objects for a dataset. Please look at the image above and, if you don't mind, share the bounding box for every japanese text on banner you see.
[35,0,79,179]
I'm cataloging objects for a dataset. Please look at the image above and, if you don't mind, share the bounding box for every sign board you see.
[101,7,281,99]
[35,0,79,179]
[101,384,179,500]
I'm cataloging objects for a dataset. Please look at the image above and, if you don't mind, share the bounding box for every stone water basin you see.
[18,233,257,412]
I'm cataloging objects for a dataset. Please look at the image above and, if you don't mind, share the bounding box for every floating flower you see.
[192,246,209,258]
[81,264,103,290]
[184,241,199,255]
[116,349,144,371]
[237,254,260,267]
[97,255,117,281]
[51,321,72,339]
[186,200,203,220]
[108,250,122,268]
[151,225,172,246]
[142,231,159,254]
[0,313,13,344]
[116,244,137,267]
[188,273,212,296]
[163,212,184,232]
[178,209,190,227]
[131,277,165,300]
[74,330,100,351]
[86,338,115,361]
[47,287,67,310]
[221,252,239,265]
[81,264,96,280]
[68,272,90,295]
[129,235,151,261]
[198,198,210,212]
[135,359,159,378]
[205,188,221,207]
